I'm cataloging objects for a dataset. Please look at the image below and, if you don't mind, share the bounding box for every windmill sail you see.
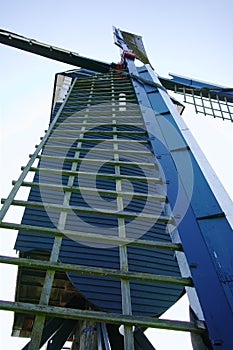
[114,29,151,65]
[0,29,115,73]
[159,73,233,121]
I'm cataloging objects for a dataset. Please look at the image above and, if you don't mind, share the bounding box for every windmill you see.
[0,27,232,350]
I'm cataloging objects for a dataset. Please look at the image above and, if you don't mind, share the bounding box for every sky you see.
[0,0,233,349]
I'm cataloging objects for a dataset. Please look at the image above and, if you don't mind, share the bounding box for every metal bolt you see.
[213,339,223,346]
[189,262,198,268]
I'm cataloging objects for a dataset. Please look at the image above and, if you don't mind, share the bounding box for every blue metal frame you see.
[114,27,233,350]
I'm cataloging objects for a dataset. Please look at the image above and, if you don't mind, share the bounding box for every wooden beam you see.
[0,255,192,286]
[0,300,205,334]
[0,222,182,251]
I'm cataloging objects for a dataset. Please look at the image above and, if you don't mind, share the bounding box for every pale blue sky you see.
[0,1,233,349]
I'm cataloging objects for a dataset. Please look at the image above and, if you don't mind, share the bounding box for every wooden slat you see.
[1,199,172,223]
[0,301,205,333]
[13,181,166,201]
[0,255,192,286]
[0,222,182,250]
[24,167,162,183]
